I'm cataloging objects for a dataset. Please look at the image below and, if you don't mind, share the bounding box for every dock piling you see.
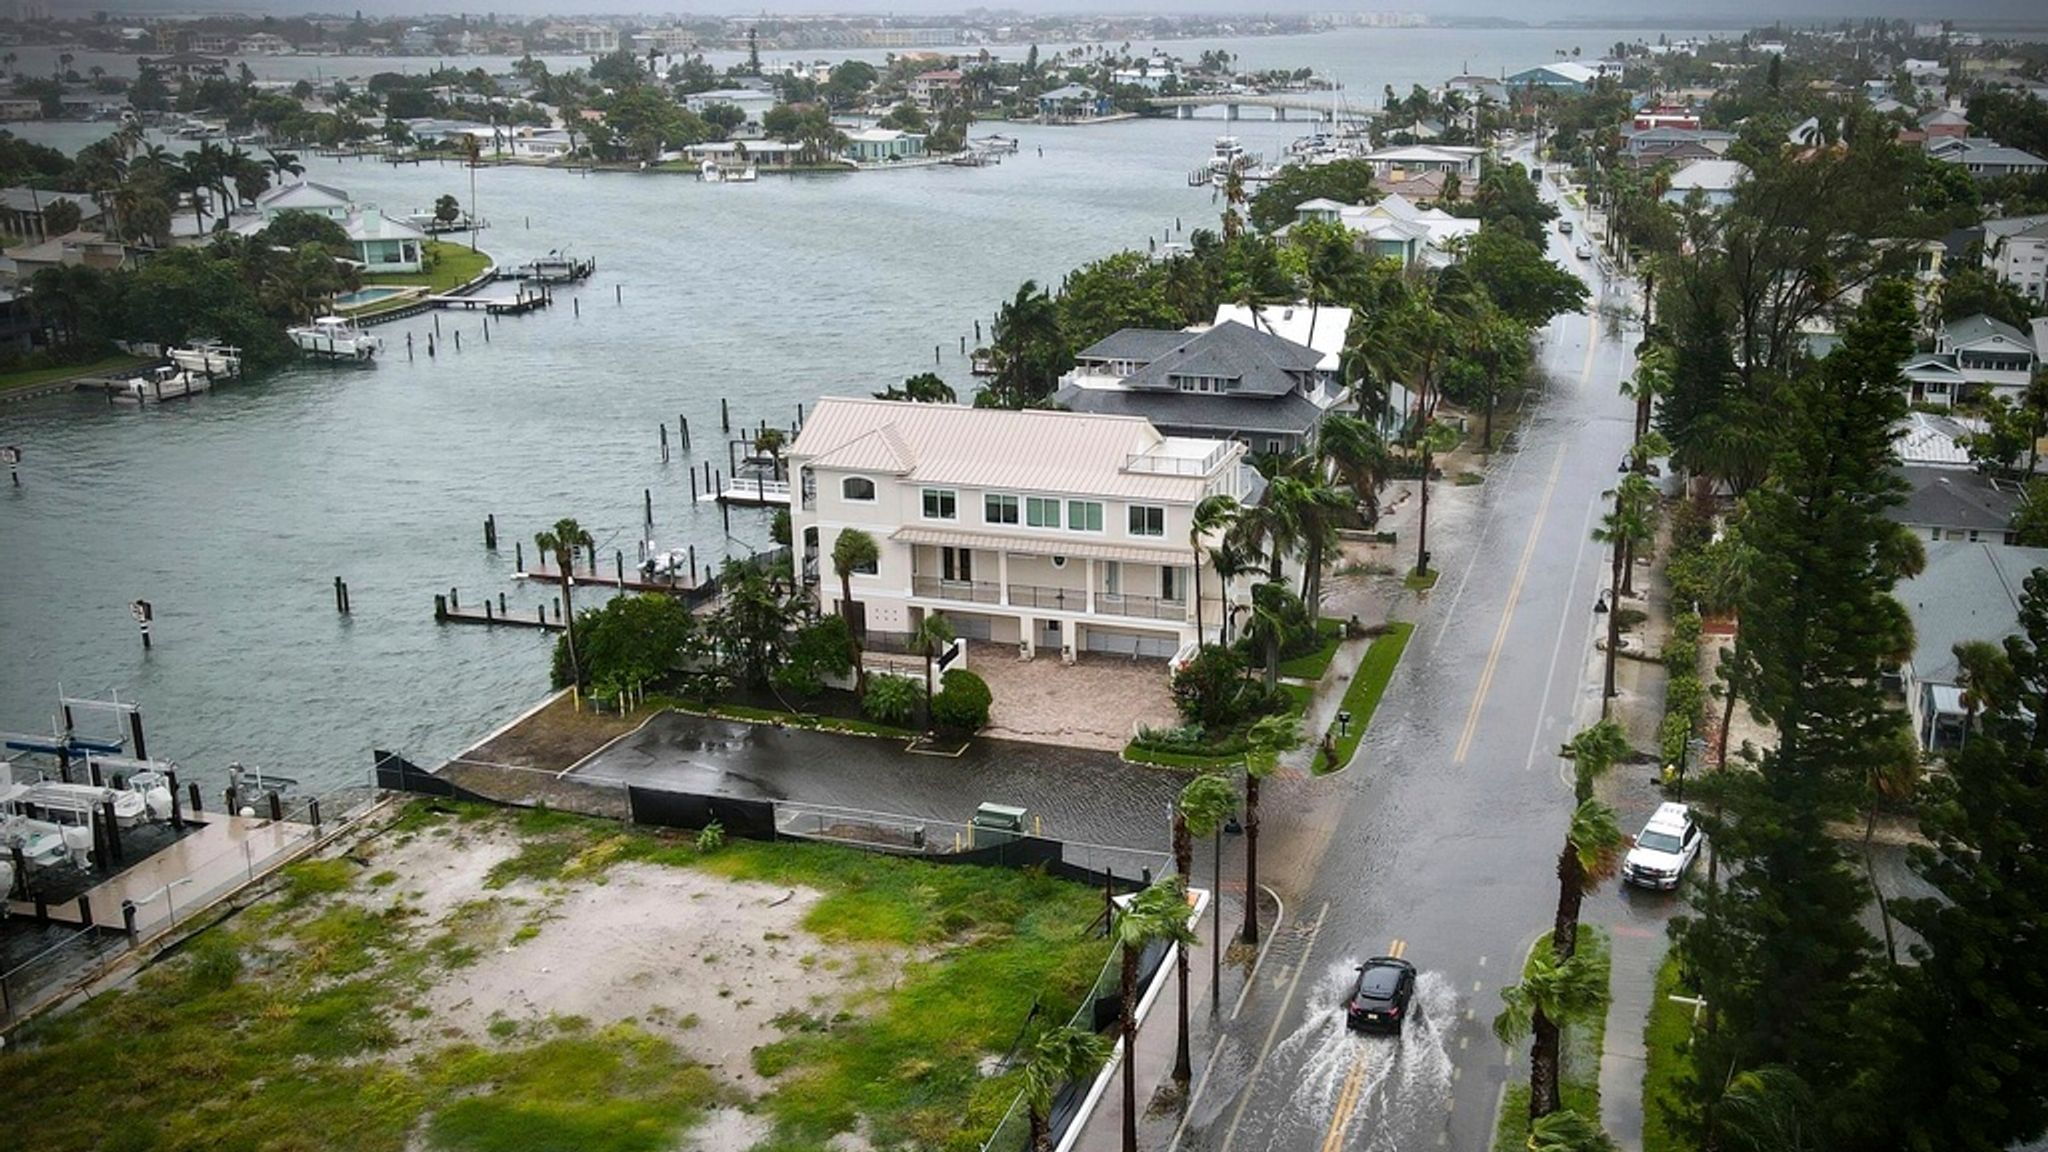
[515,540,524,571]
[538,605,547,626]
[454,330,461,351]
[681,416,690,449]
[268,791,283,822]
[660,424,669,462]
[434,314,441,338]
[573,297,580,317]
[974,320,981,342]
[485,514,497,549]
[77,894,94,926]
[484,600,493,620]
[721,398,730,432]
[615,550,624,584]
[167,769,183,830]
[688,545,697,583]
[406,332,413,360]
[644,488,653,525]
[187,782,202,814]
[449,587,459,610]
[690,470,698,501]
[102,801,122,863]
[335,576,348,614]
[616,284,622,305]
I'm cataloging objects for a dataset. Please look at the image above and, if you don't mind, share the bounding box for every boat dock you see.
[426,288,551,316]
[700,474,792,507]
[434,593,564,632]
[516,559,708,596]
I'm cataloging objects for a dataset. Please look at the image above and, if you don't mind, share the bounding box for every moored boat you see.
[289,315,383,361]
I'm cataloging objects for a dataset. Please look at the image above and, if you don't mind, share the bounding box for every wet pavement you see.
[1170,159,1647,1152]
[569,712,1184,859]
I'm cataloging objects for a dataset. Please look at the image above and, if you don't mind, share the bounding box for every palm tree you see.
[754,426,788,480]
[1244,582,1298,694]
[1593,474,1657,708]
[1022,1025,1110,1152]
[1714,1066,1820,1152]
[912,612,955,724]
[1173,773,1237,1076]
[1190,495,1239,646]
[1265,462,1350,626]
[830,529,879,694]
[1115,882,1192,1152]
[1389,291,1461,577]
[1316,413,1392,526]
[535,519,594,688]
[1551,799,1625,962]
[1622,343,1672,445]
[263,149,305,181]
[1527,1109,1618,1152]
[1562,721,1629,805]
[1240,715,1300,945]
[1494,943,1605,1122]
[1207,538,1260,646]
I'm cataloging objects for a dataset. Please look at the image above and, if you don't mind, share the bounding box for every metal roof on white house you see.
[791,397,1237,502]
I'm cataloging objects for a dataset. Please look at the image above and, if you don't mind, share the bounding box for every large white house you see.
[1982,213,2048,302]
[789,398,1247,662]
[1293,192,1479,268]
[1900,313,2039,408]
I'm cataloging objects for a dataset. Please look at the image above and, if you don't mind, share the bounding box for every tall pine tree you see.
[1880,571,2048,1151]
[1678,279,1916,1144]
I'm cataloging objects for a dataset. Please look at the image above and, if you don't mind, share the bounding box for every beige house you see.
[789,398,1247,662]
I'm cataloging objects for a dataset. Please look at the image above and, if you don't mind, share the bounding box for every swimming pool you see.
[332,286,410,309]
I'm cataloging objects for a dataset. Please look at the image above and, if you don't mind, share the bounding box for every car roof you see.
[1363,955,1415,971]
[1644,802,1692,833]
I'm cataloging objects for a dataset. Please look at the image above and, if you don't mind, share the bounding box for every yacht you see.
[290,315,383,361]
[167,341,242,378]
[111,365,210,404]
[698,159,758,183]
[1201,136,1261,186]
[23,781,148,829]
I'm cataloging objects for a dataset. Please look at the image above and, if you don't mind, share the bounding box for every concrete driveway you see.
[967,642,1181,751]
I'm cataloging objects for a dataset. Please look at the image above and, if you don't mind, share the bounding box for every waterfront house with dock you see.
[844,128,928,163]
[789,398,1245,662]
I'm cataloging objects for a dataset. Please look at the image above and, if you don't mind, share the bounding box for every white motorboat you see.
[641,546,690,579]
[698,158,759,183]
[167,341,242,378]
[1202,136,1261,186]
[111,365,210,404]
[1,784,71,868]
[290,315,383,361]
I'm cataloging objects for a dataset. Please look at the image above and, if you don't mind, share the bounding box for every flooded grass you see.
[1642,952,1699,1152]
[1318,622,1415,774]
[0,801,1104,1152]
[1493,926,1613,1150]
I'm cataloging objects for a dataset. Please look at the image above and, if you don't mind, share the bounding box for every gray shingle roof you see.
[1113,321,1322,398]
[1055,382,1324,439]
[1077,328,1201,363]
[1893,466,2020,533]
[1944,313,2033,351]
[1897,542,2048,685]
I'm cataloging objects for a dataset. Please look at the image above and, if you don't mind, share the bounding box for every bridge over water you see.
[1145,91,1376,121]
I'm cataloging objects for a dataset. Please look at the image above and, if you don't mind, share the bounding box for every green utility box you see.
[971,803,1029,848]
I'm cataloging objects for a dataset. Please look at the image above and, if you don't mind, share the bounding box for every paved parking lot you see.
[968,643,1181,751]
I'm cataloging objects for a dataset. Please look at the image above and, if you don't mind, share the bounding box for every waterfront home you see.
[1037,85,1114,123]
[3,230,132,276]
[1055,316,1346,455]
[0,98,40,120]
[684,140,804,171]
[1899,313,2039,408]
[146,53,228,80]
[844,128,927,163]
[1504,63,1597,92]
[1293,193,1478,268]
[0,188,102,240]
[685,88,776,131]
[1981,214,2048,303]
[1361,144,1482,182]
[789,398,1247,662]
[254,181,354,224]
[1661,158,1750,209]
[909,69,964,109]
[1897,542,2048,749]
[1443,74,1507,104]
[511,130,575,160]
[343,209,429,274]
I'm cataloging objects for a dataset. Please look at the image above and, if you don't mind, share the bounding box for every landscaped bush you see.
[552,593,695,693]
[862,674,920,727]
[775,615,854,698]
[1664,610,1702,674]
[1172,644,1249,728]
[930,668,992,732]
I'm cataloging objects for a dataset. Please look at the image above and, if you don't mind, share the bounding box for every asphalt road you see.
[1172,159,1643,1152]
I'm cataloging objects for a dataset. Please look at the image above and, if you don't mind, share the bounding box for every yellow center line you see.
[1320,938,1404,1152]
[1453,445,1564,764]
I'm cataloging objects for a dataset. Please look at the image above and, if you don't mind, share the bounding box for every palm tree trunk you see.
[1863,802,1899,969]
[1622,536,1637,596]
[1415,444,1432,576]
[1172,812,1194,1086]
[1301,537,1322,626]
[1193,545,1206,647]
[1484,391,1497,454]
[559,571,581,687]
[1240,775,1261,945]
[1120,946,1140,1152]
[1552,844,1585,962]
[1530,1008,1563,1120]
[1030,1109,1049,1152]
[1716,679,1737,766]
[839,571,866,695]
[1602,545,1623,709]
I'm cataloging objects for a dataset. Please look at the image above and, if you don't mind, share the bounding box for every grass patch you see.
[1643,952,1699,1152]
[363,239,493,294]
[0,352,147,395]
[1316,622,1414,774]
[1123,743,1242,770]
[685,699,918,741]
[0,801,1107,1152]
[1494,926,1612,1151]
[1277,618,1345,681]
[1404,569,1441,591]
[1455,470,1486,486]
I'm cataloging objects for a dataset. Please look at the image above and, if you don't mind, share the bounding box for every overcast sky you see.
[75,0,2048,25]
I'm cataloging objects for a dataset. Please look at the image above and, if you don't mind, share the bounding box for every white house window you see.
[922,488,957,520]
[1067,500,1104,532]
[1162,566,1181,602]
[1027,496,1061,528]
[1128,505,1166,537]
[986,493,1019,524]
[1051,555,1068,569]
[842,476,876,501]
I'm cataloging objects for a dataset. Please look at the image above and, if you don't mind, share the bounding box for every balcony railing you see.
[1095,591,1189,621]
[912,574,1003,604]
[1007,582,1088,611]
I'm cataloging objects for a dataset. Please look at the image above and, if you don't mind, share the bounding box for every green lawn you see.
[675,698,919,741]
[0,352,147,396]
[0,803,1109,1152]
[1495,926,1613,1150]
[1404,569,1441,591]
[1317,622,1414,774]
[1643,953,1700,1152]
[1277,618,1345,681]
[363,240,494,294]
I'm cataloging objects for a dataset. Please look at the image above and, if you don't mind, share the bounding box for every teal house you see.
[844,128,927,163]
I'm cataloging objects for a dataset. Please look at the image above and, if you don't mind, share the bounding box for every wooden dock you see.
[427,290,551,315]
[701,475,792,507]
[516,561,706,596]
[434,594,563,631]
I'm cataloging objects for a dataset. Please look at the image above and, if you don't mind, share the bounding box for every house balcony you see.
[911,574,1004,604]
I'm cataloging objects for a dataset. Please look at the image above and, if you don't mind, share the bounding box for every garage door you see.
[943,612,995,641]
[1082,628,1178,659]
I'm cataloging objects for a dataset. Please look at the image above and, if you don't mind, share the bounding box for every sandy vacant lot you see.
[351,815,901,1144]
[973,645,1180,750]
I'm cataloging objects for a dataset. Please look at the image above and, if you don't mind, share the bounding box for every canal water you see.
[1,25,1702,793]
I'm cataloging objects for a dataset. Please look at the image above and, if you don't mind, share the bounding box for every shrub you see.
[777,615,854,698]
[1171,645,1249,728]
[1664,611,1702,674]
[862,675,920,726]
[930,668,992,732]
[696,819,725,853]
[551,593,694,690]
